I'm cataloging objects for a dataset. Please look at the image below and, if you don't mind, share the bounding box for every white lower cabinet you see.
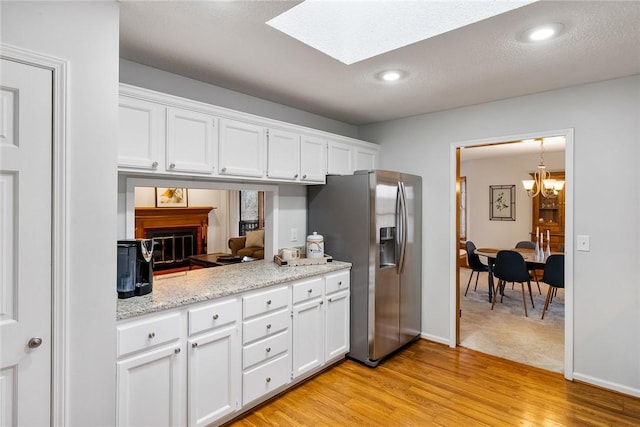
[116,312,184,427]
[117,268,350,426]
[291,271,351,380]
[186,297,241,426]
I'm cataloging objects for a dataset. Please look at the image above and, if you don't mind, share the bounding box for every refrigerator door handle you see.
[398,181,409,274]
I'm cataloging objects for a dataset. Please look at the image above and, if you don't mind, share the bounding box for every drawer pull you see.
[338,281,343,285]
[174,348,181,354]
[266,347,271,353]
[308,289,313,293]
[213,314,219,320]
[148,332,155,339]
[328,298,333,302]
[151,161,158,168]
[266,299,272,305]
[302,174,307,179]
[266,324,272,329]
[320,300,324,305]
[266,377,271,383]
[192,342,198,348]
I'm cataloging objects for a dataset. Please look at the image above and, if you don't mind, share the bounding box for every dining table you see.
[473,247,559,302]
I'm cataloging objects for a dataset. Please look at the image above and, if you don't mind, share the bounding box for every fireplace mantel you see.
[135,206,215,255]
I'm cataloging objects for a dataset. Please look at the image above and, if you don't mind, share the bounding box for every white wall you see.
[461,151,564,248]
[277,185,308,250]
[1,1,119,425]
[359,75,640,396]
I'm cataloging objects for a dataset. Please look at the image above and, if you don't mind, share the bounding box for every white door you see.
[118,96,165,171]
[291,298,324,378]
[325,290,350,362]
[218,118,265,178]
[300,135,327,183]
[167,107,216,174]
[0,58,52,425]
[327,140,353,175]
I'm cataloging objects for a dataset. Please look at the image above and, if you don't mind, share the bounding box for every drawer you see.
[292,277,323,304]
[243,286,289,319]
[117,312,181,358]
[243,308,289,344]
[242,352,290,406]
[243,330,290,369]
[188,297,239,336]
[325,270,350,295]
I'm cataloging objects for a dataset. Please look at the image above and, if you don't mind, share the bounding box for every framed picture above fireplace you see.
[156,187,188,208]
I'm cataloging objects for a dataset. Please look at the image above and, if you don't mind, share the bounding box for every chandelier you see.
[522,138,565,198]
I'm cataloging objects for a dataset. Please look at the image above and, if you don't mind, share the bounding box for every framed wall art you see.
[155,187,188,208]
[489,185,515,221]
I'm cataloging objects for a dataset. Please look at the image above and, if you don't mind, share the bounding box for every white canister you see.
[306,231,324,259]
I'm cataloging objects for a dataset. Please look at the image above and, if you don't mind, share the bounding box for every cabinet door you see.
[267,129,300,180]
[117,344,184,427]
[188,325,240,427]
[355,146,378,171]
[167,107,216,174]
[219,118,265,178]
[291,298,324,378]
[118,96,165,170]
[327,140,354,175]
[300,135,327,183]
[325,290,350,362]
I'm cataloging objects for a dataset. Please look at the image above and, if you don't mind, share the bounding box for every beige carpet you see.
[459,267,564,373]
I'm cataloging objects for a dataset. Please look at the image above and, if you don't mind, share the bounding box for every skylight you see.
[266,0,537,65]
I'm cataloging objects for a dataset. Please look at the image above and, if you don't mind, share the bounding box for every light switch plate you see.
[290,228,297,242]
[577,235,590,251]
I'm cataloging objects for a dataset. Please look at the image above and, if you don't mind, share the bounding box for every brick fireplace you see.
[135,206,215,274]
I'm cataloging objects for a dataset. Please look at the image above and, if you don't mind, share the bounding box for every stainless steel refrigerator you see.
[308,170,422,366]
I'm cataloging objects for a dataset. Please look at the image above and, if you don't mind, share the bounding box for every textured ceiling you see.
[120,1,640,126]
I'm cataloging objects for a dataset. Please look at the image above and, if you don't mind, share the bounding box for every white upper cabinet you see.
[266,129,300,180]
[118,96,165,171]
[218,118,265,178]
[327,140,354,175]
[167,107,217,174]
[354,145,378,171]
[300,135,327,183]
[118,84,378,182]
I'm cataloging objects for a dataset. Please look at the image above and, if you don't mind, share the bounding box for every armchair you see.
[228,229,264,259]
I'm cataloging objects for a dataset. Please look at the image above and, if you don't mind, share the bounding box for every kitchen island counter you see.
[117,259,351,320]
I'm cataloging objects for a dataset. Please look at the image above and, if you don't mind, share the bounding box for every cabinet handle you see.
[169,163,175,169]
[148,332,155,339]
[308,289,313,293]
[338,281,342,286]
[302,174,307,179]
[221,167,227,173]
[294,174,299,178]
[192,342,198,348]
[266,299,272,305]
[213,314,219,320]
[320,300,324,305]
[266,347,271,353]
[174,348,181,354]
[266,377,271,383]
[328,298,333,302]
[266,324,272,329]
[151,161,158,169]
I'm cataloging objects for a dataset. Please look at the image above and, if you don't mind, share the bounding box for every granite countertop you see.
[117,260,351,321]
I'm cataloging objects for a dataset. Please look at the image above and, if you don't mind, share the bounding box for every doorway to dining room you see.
[452,130,573,378]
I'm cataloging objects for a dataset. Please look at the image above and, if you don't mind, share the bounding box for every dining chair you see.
[464,241,489,296]
[515,240,542,295]
[492,250,535,316]
[541,254,564,319]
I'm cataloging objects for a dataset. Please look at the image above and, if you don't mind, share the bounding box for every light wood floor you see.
[228,339,640,426]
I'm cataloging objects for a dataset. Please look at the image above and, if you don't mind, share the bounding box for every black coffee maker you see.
[117,239,154,299]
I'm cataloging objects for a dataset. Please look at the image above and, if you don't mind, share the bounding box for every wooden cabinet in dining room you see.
[530,171,565,252]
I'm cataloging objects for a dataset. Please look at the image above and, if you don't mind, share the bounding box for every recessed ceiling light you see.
[267,0,538,65]
[378,70,406,82]
[524,23,564,42]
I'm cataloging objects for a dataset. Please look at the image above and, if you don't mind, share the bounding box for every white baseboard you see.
[420,333,450,346]
[572,372,640,398]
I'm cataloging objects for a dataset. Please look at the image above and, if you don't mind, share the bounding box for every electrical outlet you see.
[290,228,297,242]
[577,235,590,252]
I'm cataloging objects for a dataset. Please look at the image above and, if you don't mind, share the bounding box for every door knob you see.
[28,337,43,349]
